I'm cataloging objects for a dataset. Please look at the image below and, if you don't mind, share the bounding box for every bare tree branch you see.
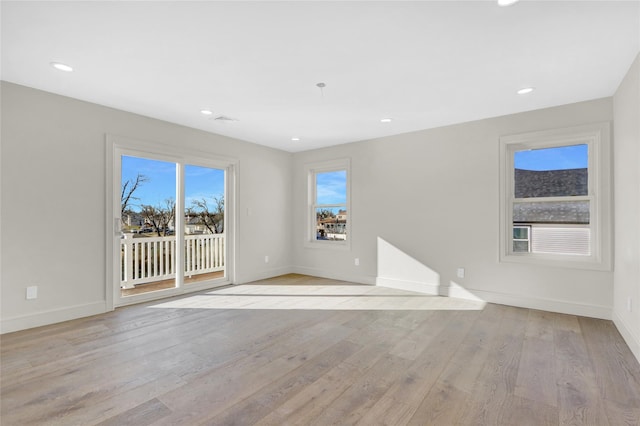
[140,198,175,236]
[121,173,148,220]
[316,209,336,220]
[190,196,224,234]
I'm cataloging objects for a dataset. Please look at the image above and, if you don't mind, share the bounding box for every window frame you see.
[305,158,351,250]
[499,123,611,270]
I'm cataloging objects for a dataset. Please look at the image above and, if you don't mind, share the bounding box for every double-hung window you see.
[306,158,350,248]
[499,123,611,269]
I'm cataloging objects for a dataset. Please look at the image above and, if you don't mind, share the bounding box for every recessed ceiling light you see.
[380,118,392,123]
[291,137,300,141]
[517,87,534,95]
[200,109,213,115]
[50,62,73,72]
[497,0,520,6]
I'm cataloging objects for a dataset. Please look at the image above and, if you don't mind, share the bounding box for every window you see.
[499,123,611,269]
[513,226,531,253]
[306,159,350,248]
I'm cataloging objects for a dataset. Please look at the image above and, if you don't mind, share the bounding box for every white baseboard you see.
[235,266,294,285]
[454,287,611,320]
[613,311,640,364]
[290,266,375,285]
[372,279,610,319]
[1,301,109,334]
[375,277,439,295]
[2,272,616,336]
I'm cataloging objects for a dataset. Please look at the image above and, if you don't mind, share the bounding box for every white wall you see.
[292,98,614,319]
[0,82,292,333]
[2,61,636,337]
[613,53,640,362]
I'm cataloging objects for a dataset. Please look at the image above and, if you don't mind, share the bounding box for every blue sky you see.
[515,144,588,171]
[316,170,347,205]
[121,156,224,210]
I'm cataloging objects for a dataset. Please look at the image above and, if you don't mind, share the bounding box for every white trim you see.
[448,286,611,320]
[235,266,295,285]
[176,162,185,289]
[613,311,640,364]
[105,135,115,312]
[499,122,612,270]
[291,266,375,285]
[375,277,440,295]
[115,279,232,307]
[304,158,351,250]
[1,301,107,334]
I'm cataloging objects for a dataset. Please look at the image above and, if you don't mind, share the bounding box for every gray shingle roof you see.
[515,168,587,198]
[513,168,589,224]
[513,201,590,224]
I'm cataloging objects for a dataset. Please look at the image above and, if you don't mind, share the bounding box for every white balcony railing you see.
[120,233,224,289]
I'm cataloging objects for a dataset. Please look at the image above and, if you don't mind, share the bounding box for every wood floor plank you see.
[554,318,610,425]
[514,309,559,408]
[96,397,172,426]
[155,314,356,424]
[407,381,471,426]
[578,317,640,406]
[403,305,506,425]
[602,399,640,426]
[255,325,411,425]
[494,394,558,426]
[307,353,413,425]
[207,339,363,425]
[455,305,529,425]
[355,394,415,426]
[433,303,506,394]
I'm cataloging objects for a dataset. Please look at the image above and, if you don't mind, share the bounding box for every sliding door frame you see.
[105,134,237,310]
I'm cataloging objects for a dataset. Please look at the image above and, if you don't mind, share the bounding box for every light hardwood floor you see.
[2,274,639,425]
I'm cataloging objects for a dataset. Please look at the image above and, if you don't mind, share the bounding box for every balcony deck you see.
[121,270,225,297]
[120,232,225,296]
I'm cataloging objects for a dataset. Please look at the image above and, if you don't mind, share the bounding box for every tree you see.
[140,198,176,237]
[316,209,336,220]
[188,196,224,234]
[121,173,148,221]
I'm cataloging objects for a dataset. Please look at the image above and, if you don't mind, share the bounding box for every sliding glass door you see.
[110,141,234,307]
[120,155,178,296]
[183,164,226,287]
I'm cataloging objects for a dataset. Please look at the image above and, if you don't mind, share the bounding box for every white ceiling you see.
[2,1,639,152]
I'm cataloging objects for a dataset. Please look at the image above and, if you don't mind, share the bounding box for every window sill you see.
[304,239,351,251]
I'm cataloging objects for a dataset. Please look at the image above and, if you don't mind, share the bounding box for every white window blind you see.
[531,226,591,255]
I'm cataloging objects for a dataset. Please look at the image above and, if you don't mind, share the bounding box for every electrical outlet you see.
[456,268,465,279]
[628,297,633,312]
[264,255,269,264]
[354,258,360,266]
[26,286,38,300]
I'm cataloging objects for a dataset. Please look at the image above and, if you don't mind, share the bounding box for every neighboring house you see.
[513,168,590,255]
[122,212,145,230]
[317,210,347,240]
[185,215,221,234]
[122,212,176,234]
[185,215,206,234]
